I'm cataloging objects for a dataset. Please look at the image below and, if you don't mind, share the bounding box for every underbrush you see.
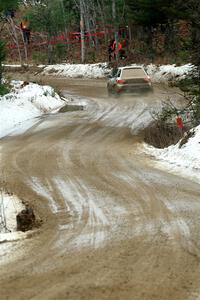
[144,90,199,148]
[0,84,9,96]
[143,122,183,148]
[143,120,197,150]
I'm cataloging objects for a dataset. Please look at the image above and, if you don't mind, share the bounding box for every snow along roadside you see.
[4,62,193,82]
[38,62,194,83]
[0,80,68,138]
[0,80,69,242]
[0,191,25,238]
[143,125,200,183]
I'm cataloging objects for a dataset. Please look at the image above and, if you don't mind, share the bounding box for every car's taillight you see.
[116,79,126,84]
[144,76,151,82]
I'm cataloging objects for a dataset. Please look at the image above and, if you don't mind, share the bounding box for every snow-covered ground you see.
[143,125,200,183]
[0,192,25,235]
[0,80,68,240]
[1,63,194,140]
[0,80,67,138]
[0,80,89,240]
[39,62,193,83]
[4,62,194,82]
[0,63,198,242]
[0,192,29,264]
[145,63,194,83]
[40,63,110,79]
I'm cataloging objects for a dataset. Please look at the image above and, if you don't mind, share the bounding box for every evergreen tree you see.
[125,0,179,27]
[124,0,185,56]
[0,0,19,12]
[27,0,67,36]
[182,0,200,122]
[27,0,68,63]
[0,0,19,88]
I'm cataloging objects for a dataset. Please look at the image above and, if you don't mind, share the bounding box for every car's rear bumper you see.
[115,83,152,93]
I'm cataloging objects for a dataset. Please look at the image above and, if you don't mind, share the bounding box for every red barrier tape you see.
[6,28,115,49]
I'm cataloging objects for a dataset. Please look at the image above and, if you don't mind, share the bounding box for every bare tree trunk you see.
[84,15,92,47]
[0,62,3,85]
[47,39,53,64]
[112,0,119,64]
[128,24,132,43]
[60,0,70,54]
[97,0,108,44]
[91,2,99,49]
[80,0,85,63]
[7,17,23,65]
[83,0,93,47]
[20,30,28,64]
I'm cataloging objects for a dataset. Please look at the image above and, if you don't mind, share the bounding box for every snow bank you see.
[0,191,28,251]
[0,192,27,264]
[41,62,194,83]
[146,63,194,83]
[0,80,65,138]
[3,64,22,68]
[144,125,200,181]
[0,192,24,235]
[41,63,110,78]
[4,62,194,83]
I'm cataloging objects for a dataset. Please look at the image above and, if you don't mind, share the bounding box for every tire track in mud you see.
[1,80,200,300]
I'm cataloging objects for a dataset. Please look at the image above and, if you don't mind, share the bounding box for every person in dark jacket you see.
[108,39,115,62]
[20,17,31,44]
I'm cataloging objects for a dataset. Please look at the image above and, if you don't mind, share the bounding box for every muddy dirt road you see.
[0,78,200,300]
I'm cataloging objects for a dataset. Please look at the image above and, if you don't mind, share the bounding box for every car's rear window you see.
[121,68,146,79]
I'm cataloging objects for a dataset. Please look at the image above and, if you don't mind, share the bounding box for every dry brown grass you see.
[143,122,189,148]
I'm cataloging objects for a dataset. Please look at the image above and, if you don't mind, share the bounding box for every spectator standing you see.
[112,40,122,60]
[108,39,115,62]
[176,113,184,136]
[20,17,31,44]
[108,39,126,62]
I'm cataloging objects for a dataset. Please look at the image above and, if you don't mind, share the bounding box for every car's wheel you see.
[107,85,114,96]
[113,88,121,97]
[108,90,112,96]
[147,86,154,94]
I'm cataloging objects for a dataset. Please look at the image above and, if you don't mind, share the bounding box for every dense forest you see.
[0,0,199,66]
